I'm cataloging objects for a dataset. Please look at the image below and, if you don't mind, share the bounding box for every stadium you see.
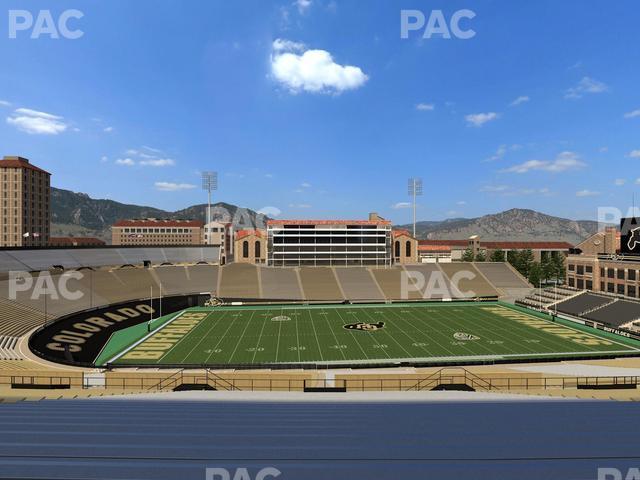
[1,244,640,397]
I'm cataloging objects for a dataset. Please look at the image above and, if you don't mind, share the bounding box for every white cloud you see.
[300,182,312,188]
[636,178,640,185]
[257,206,282,217]
[576,189,600,197]
[0,100,11,107]
[614,178,626,186]
[139,158,175,167]
[480,185,552,196]
[624,109,640,119]
[392,202,411,209]
[6,108,68,135]
[295,0,312,14]
[564,76,608,99]
[103,126,114,133]
[265,173,274,179]
[154,181,196,191]
[288,203,312,208]
[456,201,467,206]
[270,39,368,94]
[272,39,305,52]
[115,158,135,166]
[465,112,499,127]
[485,144,521,162]
[100,156,108,163]
[510,96,530,107]
[599,146,609,153]
[501,151,586,174]
[415,103,435,111]
[628,150,640,158]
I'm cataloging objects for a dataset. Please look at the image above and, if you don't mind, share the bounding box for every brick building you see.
[111,219,204,246]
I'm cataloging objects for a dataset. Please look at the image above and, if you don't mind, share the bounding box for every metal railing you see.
[0,370,638,393]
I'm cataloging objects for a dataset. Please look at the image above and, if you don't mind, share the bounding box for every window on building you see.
[254,240,261,258]
[577,279,584,289]
[586,280,593,290]
[568,277,575,287]
[577,265,584,275]
[243,241,249,258]
[607,283,615,293]
[607,268,614,279]
[585,266,593,273]
[617,269,625,280]
[405,241,411,257]
[617,284,625,295]
[629,270,637,281]
[628,286,637,298]
[568,264,575,271]
[394,241,400,258]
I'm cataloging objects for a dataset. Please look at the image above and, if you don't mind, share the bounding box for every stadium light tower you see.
[408,178,423,238]
[202,171,218,245]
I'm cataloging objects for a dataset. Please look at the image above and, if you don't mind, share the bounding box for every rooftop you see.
[113,219,204,228]
[0,156,51,175]
[267,219,392,226]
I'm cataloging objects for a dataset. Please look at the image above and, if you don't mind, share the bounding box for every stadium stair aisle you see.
[0,398,640,479]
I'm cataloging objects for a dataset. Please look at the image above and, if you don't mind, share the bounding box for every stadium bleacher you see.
[584,300,640,327]
[0,246,220,271]
[334,267,385,301]
[554,292,614,317]
[402,264,454,299]
[370,268,423,300]
[260,267,304,300]
[473,263,530,288]
[183,265,219,294]
[438,263,500,298]
[218,263,261,299]
[298,267,344,301]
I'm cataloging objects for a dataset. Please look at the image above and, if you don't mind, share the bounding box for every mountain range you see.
[50,187,268,242]
[51,188,601,245]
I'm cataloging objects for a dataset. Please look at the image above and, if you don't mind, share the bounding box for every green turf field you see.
[101,302,640,367]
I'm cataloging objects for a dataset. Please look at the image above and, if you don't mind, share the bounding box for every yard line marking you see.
[321,308,348,361]
[227,310,256,364]
[179,310,229,363]
[333,308,371,360]
[359,308,406,359]
[294,306,301,362]
[203,311,242,363]
[308,308,325,362]
[251,311,270,363]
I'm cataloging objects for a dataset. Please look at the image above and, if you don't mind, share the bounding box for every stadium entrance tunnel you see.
[28,294,211,367]
[430,383,476,392]
[172,383,216,392]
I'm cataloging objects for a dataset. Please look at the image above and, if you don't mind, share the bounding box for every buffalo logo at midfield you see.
[627,227,640,252]
[343,321,385,331]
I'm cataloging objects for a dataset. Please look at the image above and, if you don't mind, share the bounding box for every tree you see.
[475,250,486,262]
[552,253,566,283]
[461,248,474,262]
[541,255,555,284]
[489,250,505,262]
[528,261,542,286]
[519,249,535,278]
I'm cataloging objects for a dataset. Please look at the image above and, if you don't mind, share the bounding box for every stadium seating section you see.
[554,292,614,317]
[584,300,640,327]
[0,259,532,363]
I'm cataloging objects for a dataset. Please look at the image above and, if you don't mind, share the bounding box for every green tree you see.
[475,250,486,262]
[461,248,474,262]
[528,261,542,286]
[541,255,555,284]
[489,250,505,262]
[519,249,535,278]
[552,253,566,283]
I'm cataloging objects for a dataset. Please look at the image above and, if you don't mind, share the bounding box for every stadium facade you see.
[266,214,393,267]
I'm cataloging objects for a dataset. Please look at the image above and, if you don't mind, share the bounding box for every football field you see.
[102,302,640,367]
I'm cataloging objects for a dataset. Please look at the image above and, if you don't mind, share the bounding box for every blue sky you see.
[1,0,639,223]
